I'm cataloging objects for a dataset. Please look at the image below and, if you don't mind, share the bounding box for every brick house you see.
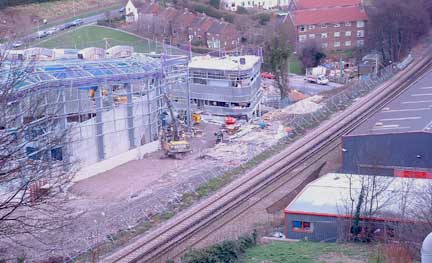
[188,15,214,44]
[286,0,368,52]
[206,22,238,50]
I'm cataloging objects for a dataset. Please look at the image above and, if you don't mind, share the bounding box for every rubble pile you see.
[263,95,323,121]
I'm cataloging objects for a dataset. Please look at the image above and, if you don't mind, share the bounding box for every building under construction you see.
[1,46,189,169]
[172,53,263,120]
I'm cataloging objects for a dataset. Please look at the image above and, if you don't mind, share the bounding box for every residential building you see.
[206,22,238,50]
[286,0,368,52]
[342,69,432,177]
[222,0,290,11]
[285,173,429,242]
[172,55,262,119]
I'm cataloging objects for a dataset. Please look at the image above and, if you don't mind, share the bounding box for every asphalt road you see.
[289,74,343,95]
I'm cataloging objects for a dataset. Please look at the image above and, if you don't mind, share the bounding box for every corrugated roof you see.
[290,6,368,26]
[294,0,361,9]
[348,70,432,136]
[285,173,429,221]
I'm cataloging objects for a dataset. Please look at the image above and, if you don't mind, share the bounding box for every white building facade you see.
[222,0,290,11]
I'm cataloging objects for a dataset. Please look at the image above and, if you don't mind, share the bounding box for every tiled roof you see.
[294,0,361,9]
[290,6,367,26]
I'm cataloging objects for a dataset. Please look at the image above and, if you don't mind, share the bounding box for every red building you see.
[286,0,368,52]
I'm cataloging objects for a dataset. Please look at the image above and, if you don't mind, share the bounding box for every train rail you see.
[103,54,432,263]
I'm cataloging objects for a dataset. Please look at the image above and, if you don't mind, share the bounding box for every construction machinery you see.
[161,94,191,159]
[192,111,202,125]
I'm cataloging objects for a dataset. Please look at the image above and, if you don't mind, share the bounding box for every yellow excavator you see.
[161,94,191,159]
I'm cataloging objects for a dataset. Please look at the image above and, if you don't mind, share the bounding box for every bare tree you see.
[0,47,74,259]
[366,0,431,63]
[298,40,326,69]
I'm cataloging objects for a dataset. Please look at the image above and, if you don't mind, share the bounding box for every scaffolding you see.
[1,49,189,168]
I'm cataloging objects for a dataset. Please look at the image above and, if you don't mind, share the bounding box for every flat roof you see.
[348,69,432,136]
[285,173,430,221]
[189,55,260,71]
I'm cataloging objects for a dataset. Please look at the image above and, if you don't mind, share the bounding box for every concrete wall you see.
[342,132,432,176]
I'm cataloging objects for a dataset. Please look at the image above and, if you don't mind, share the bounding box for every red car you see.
[261,72,275,79]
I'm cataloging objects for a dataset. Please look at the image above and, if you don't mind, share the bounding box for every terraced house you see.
[287,0,368,51]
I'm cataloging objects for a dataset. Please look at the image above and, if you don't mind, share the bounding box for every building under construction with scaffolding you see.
[172,52,263,120]
[1,46,189,168]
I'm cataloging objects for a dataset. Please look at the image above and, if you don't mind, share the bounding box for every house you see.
[206,22,238,50]
[284,173,429,242]
[286,0,368,52]
[189,15,214,44]
[222,0,290,11]
[125,0,146,23]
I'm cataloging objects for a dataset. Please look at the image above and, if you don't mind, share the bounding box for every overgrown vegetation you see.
[182,231,257,263]
[298,40,326,69]
[252,13,271,26]
[192,3,234,23]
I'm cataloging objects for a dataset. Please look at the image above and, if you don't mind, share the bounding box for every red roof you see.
[294,0,361,9]
[291,6,368,26]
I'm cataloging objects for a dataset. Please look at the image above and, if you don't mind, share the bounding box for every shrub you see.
[209,0,220,9]
[181,231,257,263]
[236,6,248,14]
[253,13,271,25]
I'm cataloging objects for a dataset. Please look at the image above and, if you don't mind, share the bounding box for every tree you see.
[263,23,291,99]
[367,0,431,63]
[298,40,326,69]
[209,0,220,9]
[0,47,73,255]
[236,6,248,14]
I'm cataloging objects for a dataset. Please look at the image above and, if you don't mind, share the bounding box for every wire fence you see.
[21,62,401,262]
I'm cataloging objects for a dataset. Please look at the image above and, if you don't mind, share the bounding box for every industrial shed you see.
[342,70,432,177]
[284,173,430,242]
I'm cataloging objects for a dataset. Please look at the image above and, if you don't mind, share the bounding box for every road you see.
[288,74,343,95]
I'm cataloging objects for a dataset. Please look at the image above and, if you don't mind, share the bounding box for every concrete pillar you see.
[125,83,135,149]
[95,85,105,161]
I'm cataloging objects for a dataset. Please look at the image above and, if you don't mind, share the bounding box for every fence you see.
[29,61,400,263]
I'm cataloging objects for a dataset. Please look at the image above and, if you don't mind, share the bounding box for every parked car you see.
[12,41,23,48]
[119,7,125,13]
[261,72,275,79]
[71,19,84,26]
[46,27,58,35]
[37,31,48,38]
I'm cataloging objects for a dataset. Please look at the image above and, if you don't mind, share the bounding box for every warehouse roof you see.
[348,70,432,136]
[284,173,429,222]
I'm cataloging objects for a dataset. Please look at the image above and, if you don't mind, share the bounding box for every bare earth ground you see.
[71,123,219,201]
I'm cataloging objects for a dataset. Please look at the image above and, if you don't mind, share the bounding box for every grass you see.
[35,25,162,53]
[289,54,303,75]
[241,241,376,263]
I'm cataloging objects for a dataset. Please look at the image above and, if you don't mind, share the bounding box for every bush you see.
[236,6,248,14]
[192,3,234,23]
[182,231,257,263]
[253,13,271,25]
[209,0,220,9]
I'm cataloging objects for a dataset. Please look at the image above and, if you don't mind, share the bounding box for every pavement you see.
[288,74,343,95]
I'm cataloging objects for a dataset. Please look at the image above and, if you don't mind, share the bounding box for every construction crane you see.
[161,94,191,159]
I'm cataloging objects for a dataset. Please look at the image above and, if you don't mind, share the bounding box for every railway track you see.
[103,54,432,263]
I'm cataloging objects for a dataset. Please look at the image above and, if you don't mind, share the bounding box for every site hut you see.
[341,69,432,178]
[172,54,262,121]
[1,46,188,170]
[284,173,429,242]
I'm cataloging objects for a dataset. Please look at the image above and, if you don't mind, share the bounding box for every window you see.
[322,43,328,48]
[345,31,352,37]
[357,20,365,28]
[345,40,351,46]
[309,34,315,39]
[357,39,365,47]
[345,21,352,26]
[299,26,306,32]
[321,23,327,28]
[321,32,328,38]
[334,31,340,37]
[308,25,315,30]
[334,41,340,47]
[299,35,307,42]
[292,221,314,232]
[357,30,365,38]
[334,23,341,28]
